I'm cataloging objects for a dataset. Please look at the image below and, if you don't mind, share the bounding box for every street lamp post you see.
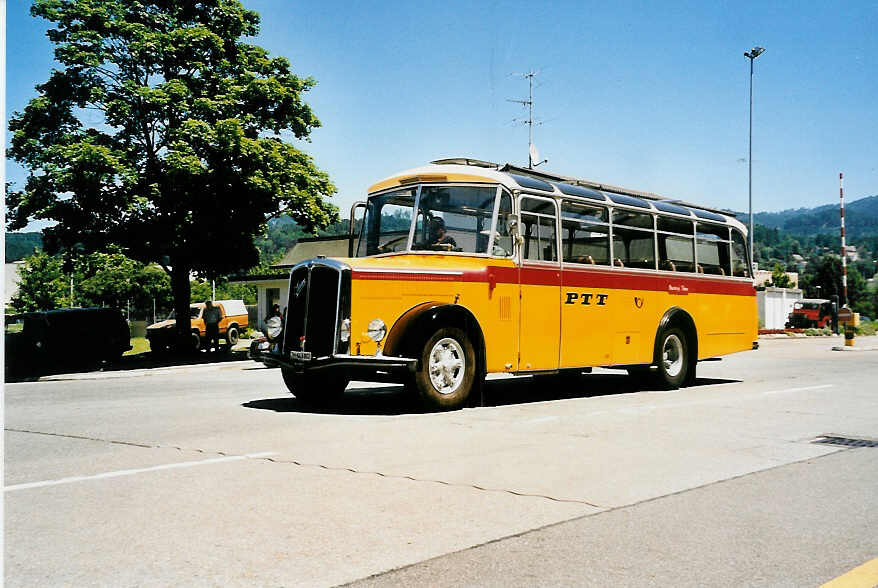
[745,46,765,274]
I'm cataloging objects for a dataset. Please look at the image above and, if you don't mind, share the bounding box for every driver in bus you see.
[420,217,457,250]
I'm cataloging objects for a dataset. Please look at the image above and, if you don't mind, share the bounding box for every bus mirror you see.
[507,218,524,247]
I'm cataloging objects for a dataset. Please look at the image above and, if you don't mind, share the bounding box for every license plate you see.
[289,351,312,361]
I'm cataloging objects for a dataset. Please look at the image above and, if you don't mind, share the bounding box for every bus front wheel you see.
[413,327,476,411]
[652,327,690,390]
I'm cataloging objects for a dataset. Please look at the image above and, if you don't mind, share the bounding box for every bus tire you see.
[652,327,689,390]
[414,327,475,411]
[282,368,348,408]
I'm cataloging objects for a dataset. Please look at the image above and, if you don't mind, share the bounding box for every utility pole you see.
[508,70,547,169]
[745,46,765,273]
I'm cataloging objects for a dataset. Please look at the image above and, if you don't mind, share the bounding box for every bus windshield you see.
[356,185,512,257]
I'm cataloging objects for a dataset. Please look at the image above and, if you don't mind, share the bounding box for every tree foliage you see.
[798,255,868,309]
[763,263,795,289]
[10,251,70,311]
[189,278,256,305]
[7,0,337,340]
[10,247,174,314]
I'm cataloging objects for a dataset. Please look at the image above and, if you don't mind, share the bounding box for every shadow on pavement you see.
[9,347,257,382]
[242,373,742,416]
[106,348,252,372]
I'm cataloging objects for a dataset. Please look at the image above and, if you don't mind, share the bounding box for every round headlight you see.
[367,318,387,342]
[339,318,351,342]
[265,316,283,341]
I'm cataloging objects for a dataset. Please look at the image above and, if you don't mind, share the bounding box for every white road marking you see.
[4,452,277,492]
[762,384,834,395]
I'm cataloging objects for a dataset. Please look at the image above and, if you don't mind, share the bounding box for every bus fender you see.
[654,307,698,383]
[384,302,486,375]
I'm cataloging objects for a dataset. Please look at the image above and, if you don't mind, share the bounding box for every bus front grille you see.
[284,262,345,359]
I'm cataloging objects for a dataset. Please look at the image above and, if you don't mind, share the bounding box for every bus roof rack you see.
[430,158,737,219]
[431,157,499,168]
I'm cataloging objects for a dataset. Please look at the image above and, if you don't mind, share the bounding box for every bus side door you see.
[517,195,561,371]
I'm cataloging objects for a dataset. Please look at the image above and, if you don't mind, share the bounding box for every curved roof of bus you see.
[368,158,746,234]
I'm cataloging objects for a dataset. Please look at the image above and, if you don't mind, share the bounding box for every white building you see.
[757,286,804,330]
[4,261,24,309]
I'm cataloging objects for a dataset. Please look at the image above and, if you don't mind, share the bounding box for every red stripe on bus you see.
[353,265,755,297]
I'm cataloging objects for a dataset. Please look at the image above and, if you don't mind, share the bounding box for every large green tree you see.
[7,0,337,344]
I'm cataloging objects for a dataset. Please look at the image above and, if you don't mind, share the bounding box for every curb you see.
[831,345,878,352]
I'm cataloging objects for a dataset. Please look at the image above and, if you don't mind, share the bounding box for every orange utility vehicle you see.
[147,299,248,352]
[251,159,758,410]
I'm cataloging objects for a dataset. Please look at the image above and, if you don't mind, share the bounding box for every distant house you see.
[232,235,355,333]
[754,268,799,289]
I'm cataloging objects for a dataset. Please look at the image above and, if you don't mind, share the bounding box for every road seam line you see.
[5,429,598,505]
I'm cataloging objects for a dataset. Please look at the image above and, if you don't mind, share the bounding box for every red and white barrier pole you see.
[840,172,847,306]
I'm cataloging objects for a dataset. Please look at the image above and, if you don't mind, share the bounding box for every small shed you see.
[757,287,804,330]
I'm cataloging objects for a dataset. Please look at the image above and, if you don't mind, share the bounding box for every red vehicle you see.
[786,299,833,328]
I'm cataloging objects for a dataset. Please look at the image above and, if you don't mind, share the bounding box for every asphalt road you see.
[4,336,878,587]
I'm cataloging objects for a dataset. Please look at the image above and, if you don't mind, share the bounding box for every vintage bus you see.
[252,158,758,410]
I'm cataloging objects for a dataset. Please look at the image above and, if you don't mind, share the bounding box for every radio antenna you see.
[508,70,547,169]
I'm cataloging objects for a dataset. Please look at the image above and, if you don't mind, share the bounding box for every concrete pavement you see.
[5,335,878,586]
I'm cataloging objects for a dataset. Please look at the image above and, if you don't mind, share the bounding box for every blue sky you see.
[5,1,877,232]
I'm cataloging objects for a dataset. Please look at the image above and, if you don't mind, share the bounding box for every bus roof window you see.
[561,201,608,223]
[657,216,694,235]
[613,209,653,229]
[608,193,651,209]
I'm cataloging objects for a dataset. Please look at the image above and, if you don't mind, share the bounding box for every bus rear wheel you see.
[413,327,476,411]
[282,368,348,408]
[652,327,689,390]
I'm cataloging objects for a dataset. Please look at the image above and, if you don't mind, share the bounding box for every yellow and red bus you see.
[254,158,757,410]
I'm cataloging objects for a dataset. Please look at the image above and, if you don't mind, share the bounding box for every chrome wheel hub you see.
[662,334,684,378]
[428,337,465,395]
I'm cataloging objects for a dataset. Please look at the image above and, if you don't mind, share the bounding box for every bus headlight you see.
[265,316,283,341]
[367,318,387,342]
[339,318,351,342]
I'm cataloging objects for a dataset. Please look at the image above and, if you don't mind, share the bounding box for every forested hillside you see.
[748,195,878,239]
[5,232,43,261]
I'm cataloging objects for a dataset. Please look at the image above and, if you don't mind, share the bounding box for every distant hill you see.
[5,232,43,261]
[748,195,878,238]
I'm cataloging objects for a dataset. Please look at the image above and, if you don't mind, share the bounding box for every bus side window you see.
[731,230,751,277]
[493,192,514,257]
[521,197,558,262]
[696,223,730,275]
[657,216,695,272]
[561,201,610,265]
[612,209,656,270]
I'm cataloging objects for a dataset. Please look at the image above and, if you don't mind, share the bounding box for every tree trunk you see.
[170,262,192,351]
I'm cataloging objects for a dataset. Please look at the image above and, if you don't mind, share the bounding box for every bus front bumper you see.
[250,342,418,381]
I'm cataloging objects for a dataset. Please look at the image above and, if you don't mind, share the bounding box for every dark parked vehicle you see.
[4,308,131,382]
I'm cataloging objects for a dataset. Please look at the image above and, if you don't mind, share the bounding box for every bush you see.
[804,327,832,336]
[856,321,877,336]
